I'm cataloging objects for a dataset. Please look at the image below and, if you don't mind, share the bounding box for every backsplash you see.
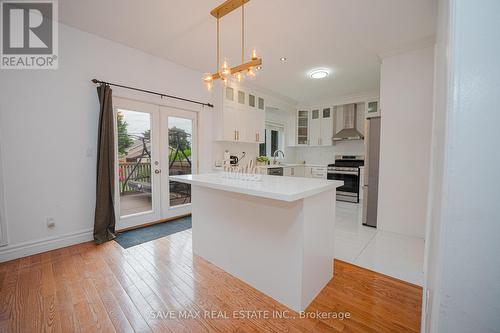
[291,140,365,165]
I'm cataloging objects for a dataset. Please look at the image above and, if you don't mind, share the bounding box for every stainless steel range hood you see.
[333,103,365,141]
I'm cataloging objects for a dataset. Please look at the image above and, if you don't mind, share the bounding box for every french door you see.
[113,98,197,230]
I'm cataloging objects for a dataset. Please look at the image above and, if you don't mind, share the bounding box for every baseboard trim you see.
[0,228,93,263]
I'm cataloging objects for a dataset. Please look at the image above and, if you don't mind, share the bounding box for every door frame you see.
[113,97,198,231]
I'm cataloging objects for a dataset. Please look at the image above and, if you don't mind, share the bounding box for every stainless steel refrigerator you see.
[362,116,381,227]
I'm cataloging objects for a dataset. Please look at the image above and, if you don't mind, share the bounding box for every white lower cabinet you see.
[311,167,327,179]
[294,166,305,177]
[261,166,325,178]
[304,167,313,178]
[283,166,305,177]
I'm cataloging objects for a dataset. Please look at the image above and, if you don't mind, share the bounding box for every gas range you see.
[327,155,364,203]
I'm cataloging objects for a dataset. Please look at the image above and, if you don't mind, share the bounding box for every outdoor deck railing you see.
[119,161,191,194]
[119,162,151,193]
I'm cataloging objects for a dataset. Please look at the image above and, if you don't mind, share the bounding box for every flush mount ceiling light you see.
[203,0,262,90]
[309,69,330,79]
[280,57,287,62]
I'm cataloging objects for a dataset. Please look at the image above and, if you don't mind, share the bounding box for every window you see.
[259,122,285,159]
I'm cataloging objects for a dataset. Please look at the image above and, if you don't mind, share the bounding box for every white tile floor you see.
[334,200,425,286]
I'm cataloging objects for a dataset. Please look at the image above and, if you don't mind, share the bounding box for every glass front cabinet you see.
[296,109,309,145]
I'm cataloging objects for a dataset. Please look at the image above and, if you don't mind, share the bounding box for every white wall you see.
[377,46,435,238]
[0,23,211,261]
[424,0,500,332]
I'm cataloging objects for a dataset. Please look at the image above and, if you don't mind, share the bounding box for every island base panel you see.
[191,186,335,312]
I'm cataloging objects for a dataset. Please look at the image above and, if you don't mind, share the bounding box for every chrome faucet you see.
[272,149,285,164]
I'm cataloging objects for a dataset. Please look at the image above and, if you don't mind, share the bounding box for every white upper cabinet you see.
[365,99,380,118]
[307,107,334,146]
[310,108,321,146]
[214,84,265,143]
[320,107,333,146]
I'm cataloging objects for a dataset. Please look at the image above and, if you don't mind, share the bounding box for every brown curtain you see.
[93,84,116,243]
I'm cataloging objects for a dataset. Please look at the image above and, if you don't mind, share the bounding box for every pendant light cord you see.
[217,18,220,72]
[242,3,245,63]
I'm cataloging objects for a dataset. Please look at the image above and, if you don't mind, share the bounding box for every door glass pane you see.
[249,94,256,107]
[225,87,234,101]
[238,90,245,104]
[323,108,331,118]
[258,97,265,110]
[168,117,192,207]
[117,110,152,217]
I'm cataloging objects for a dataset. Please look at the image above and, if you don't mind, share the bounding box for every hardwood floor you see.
[0,230,422,332]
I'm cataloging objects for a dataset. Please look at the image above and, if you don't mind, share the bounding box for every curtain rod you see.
[91,79,214,108]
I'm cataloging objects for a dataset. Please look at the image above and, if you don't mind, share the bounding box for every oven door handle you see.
[328,171,359,175]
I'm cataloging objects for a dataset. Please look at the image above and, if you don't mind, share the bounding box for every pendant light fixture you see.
[203,0,262,90]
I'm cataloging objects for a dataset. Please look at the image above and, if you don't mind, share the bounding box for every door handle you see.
[155,169,161,174]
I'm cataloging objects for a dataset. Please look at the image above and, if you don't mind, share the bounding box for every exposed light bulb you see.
[247,67,256,79]
[202,73,213,91]
[221,59,231,77]
[235,72,244,82]
[251,49,257,60]
[203,73,213,83]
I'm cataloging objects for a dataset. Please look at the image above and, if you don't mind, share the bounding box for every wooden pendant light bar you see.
[210,58,262,80]
[211,0,250,18]
[205,0,262,84]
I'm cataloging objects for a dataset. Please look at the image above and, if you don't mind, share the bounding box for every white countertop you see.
[257,163,328,169]
[170,173,342,202]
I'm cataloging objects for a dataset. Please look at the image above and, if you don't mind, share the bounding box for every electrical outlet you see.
[46,217,55,228]
[85,147,94,157]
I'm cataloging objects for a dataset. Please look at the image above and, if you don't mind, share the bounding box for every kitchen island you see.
[169,173,342,312]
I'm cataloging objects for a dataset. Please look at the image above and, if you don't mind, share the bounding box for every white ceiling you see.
[58,0,437,103]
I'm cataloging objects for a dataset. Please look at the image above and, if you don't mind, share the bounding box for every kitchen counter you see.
[256,163,328,169]
[170,173,340,311]
[170,173,339,202]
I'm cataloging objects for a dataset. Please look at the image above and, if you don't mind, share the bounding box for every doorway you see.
[113,98,197,230]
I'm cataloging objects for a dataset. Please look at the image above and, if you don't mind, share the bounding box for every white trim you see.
[0,108,8,247]
[0,228,93,263]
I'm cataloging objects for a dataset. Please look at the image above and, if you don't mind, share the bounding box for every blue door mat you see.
[114,215,192,249]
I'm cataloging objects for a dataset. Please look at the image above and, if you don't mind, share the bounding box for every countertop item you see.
[170,173,341,202]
